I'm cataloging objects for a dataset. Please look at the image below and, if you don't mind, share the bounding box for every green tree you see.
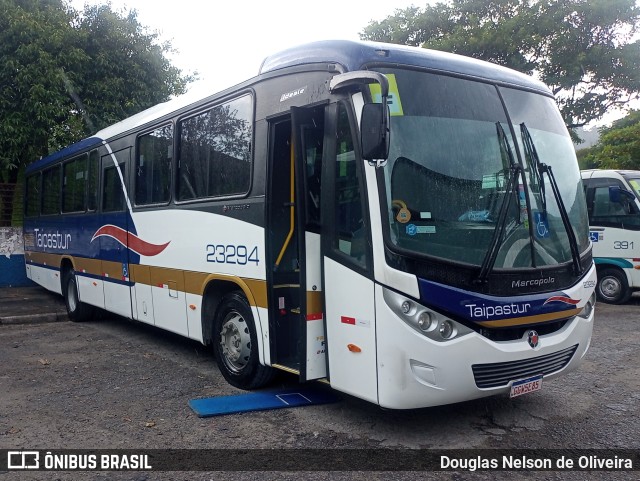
[0,0,193,224]
[582,110,640,170]
[361,0,640,129]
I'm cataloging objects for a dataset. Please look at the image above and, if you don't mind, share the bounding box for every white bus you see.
[24,40,596,409]
[581,169,640,303]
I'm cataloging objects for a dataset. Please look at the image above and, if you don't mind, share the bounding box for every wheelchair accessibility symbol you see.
[534,211,550,238]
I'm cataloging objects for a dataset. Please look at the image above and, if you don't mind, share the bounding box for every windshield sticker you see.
[420,212,432,219]
[406,224,436,235]
[534,211,550,238]
[458,210,491,222]
[369,74,404,116]
[519,185,529,229]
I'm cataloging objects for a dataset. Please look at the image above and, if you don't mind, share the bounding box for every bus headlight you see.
[439,320,455,339]
[383,287,472,342]
[577,293,596,319]
[417,311,435,331]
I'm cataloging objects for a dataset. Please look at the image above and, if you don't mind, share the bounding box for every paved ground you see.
[0,286,68,325]
[1,287,638,480]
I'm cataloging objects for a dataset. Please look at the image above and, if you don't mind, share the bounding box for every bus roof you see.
[259,40,550,94]
[27,40,550,174]
[26,137,103,174]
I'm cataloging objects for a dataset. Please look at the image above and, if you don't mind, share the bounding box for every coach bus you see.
[581,169,640,304]
[23,40,596,409]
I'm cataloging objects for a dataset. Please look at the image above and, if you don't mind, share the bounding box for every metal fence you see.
[0,183,23,227]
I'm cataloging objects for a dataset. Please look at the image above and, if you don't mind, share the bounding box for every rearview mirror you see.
[609,186,636,204]
[361,102,390,163]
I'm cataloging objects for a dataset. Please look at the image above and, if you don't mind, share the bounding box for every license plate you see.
[509,375,543,398]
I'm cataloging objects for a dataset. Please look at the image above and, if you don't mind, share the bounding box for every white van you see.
[581,169,640,303]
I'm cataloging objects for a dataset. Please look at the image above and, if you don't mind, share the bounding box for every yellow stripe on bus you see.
[24,250,267,308]
[475,309,581,328]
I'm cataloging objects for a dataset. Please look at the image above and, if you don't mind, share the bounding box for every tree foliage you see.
[0,0,193,182]
[361,0,640,129]
[581,110,640,170]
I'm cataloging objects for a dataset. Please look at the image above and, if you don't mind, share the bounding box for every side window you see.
[41,165,61,215]
[103,163,125,212]
[333,103,367,266]
[178,94,252,200]
[136,125,173,205]
[87,150,99,211]
[62,154,87,213]
[592,187,626,218]
[25,173,40,217]
[590,179,640,229]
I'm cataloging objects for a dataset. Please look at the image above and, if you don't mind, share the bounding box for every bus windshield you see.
[378,68,589,269]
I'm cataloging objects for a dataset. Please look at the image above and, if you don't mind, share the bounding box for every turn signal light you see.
[347,344,362,353]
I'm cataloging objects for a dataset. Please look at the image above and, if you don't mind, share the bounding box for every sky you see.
[67,0,631,129]
[70,0,423,95]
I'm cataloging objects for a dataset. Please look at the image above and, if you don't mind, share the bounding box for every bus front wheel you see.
[63,270,94,322]
[596,267,632,304]
[212,291,275,390]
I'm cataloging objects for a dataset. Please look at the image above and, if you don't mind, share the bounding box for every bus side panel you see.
[591,226,640,289]
[324,257,377,403]
[131,264,154,325]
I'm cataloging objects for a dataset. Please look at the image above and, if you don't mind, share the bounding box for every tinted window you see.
[87,150,99,211]
[42,166,60,215]
[136,125,173,205]
[103,163,125,212]
[62,154,87,213]
[178,95,252,200]
[333,103,366,266]
[25,174,40,217]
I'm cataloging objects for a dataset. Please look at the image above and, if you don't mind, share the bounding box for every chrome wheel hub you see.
[219,312,250,372]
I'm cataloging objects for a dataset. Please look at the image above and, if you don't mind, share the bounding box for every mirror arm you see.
[329,70,389,117]
[330,71,390,167]
[329,71,389,97]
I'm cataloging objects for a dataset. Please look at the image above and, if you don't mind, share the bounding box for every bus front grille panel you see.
[471,345,578,389]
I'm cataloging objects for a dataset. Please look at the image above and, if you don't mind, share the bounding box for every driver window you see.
[590,182,640,229]
[333,103,366,266]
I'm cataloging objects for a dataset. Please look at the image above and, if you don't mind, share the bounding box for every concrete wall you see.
[0,227,34,287]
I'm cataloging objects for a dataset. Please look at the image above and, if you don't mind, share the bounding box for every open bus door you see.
[320,101,377,403]
[268,102,377,400]
[267,105,327,381]
[291,106,327,382]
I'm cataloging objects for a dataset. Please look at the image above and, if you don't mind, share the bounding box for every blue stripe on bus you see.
[418,278,580,324]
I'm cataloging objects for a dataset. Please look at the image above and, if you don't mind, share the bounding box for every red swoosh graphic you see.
[91,225,170,256]
[543,296,580,306]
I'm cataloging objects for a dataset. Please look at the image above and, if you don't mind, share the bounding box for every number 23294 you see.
[206,244,259,265]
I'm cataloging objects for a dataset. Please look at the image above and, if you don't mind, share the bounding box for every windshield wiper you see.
[475,123,521,284]
[520,123,583,276]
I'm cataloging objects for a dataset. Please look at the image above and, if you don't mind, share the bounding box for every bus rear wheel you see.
[63,270,94,322]
[596,267,631,304]
[212,291,275,390]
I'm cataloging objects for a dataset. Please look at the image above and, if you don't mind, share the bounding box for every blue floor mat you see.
[189,386,341,417]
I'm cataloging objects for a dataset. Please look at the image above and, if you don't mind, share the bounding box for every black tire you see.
[213,291,275,389]
[63,270,95,322]
[596,267,632,304]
